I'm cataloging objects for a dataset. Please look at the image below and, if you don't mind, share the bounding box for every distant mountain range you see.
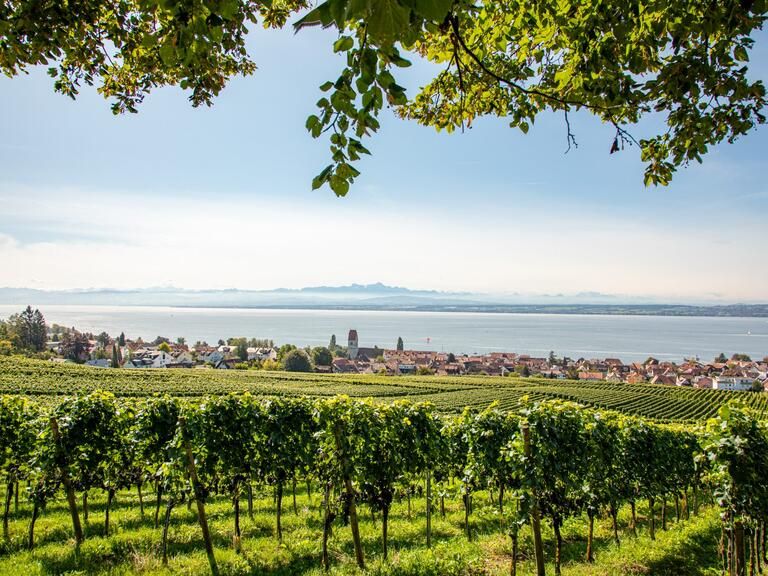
[0,285,766,317]
[271,282,447,295]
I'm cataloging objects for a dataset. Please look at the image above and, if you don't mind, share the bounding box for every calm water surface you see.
[1,305,766,363]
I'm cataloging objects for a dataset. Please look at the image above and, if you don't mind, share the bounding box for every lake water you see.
[2,305,766,363]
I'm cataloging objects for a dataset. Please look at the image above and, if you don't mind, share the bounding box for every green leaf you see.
[367,0,411,44]
[219,0,239,20]
[390,54,412,68]
[209,26,224,43]
[141,34,157,49]
[330,175,350,196]
[333,36,354,53]
[413,0,452,21]
[377,70,395,89]
[293,2,335,30]
[159,40,177,66]
[313,165,334,190]
[305,115,320,131]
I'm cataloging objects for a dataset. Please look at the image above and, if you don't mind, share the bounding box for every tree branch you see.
[565,109,577,153]
[449,15,589,111]
[449,14,641,156]
[450,27,467,132]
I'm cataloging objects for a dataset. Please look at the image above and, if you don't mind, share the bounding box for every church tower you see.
[348,329,359,359]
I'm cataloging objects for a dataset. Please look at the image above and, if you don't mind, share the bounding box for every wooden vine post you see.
[333,422,365,569]
[733,521,746,576]
[522,423,545,576]
[49,417,83,544]
[425,469,432,548]
[180,418,219,576]
[3,478,13,540]
[321,481,333,571]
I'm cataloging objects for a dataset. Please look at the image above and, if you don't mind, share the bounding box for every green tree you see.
[396,337,404,351]
[716,353,728,363]
[157,342,172,354]
[111,344,120,368]
[118,332,126,347]
[0,340,13,356]
[14,306,47,352]
[61,331,89,362]
[96,332,111,348]
[236,342,249,362]
[261,359,280,371]
[732,353,752,362]
[283,349,312,372]
[277,344,297,362]
[329,334,337,350]
[312,347,333,366]
[1,1,763,195]
[176,337,186,346]
[0,320,13,344]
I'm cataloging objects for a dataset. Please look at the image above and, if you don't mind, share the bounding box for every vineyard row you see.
[0,392,765,576]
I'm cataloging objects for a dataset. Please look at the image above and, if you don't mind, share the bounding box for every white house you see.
[123,350,175,368]
[199,349,225,364]
[713,374,755,391]
[247,347,278,362]
[172,350,195,367]
[148,351,174,368]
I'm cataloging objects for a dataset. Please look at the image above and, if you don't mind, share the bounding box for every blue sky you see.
[0,24,766,301]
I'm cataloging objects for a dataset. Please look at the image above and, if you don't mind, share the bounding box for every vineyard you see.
[1,356,767,575]
[1,356,767,421]
[0,392,764,576]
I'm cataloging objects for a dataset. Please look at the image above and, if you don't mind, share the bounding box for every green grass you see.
[0,482,722,575]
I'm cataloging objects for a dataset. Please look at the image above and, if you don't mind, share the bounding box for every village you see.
[48,327,768,393]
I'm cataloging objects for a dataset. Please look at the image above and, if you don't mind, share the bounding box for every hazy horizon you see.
[0,284,767,308]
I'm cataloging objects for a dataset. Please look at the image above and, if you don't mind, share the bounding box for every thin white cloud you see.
[0,183,766,300]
